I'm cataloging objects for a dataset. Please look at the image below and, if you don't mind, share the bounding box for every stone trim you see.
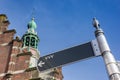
[0,32,3,34]
[12,46,18,49]
[7,71,13,73]
[9,62,15,65]
[25,60,29,63]
[0,73,6,77]
[12,46,23,53]
[3,29,16,34]
[12,70,25,74]
[0,43,9,46]
[11,54,16,57]
[0,70,26,77]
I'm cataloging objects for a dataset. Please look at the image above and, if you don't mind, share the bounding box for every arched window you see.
[30,37,35,47]
[25,37,30,46]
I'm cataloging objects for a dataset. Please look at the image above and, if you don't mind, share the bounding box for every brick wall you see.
[0,30,16,74]
[0,45,11,73]
[0,30,16,80]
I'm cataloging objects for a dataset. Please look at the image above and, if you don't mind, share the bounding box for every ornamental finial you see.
[92,17,100,29]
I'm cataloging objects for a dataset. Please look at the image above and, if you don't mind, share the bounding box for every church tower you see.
[22,18,63,80]
[21,18,40,79]
[0,14,63,80]
[22,18,40,68]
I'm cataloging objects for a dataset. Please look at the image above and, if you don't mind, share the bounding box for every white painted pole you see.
[92,18,120,80]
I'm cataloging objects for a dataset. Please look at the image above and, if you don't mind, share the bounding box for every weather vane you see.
[31,8,36,19]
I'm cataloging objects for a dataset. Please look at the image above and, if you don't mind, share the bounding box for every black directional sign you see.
[37,40,100,72]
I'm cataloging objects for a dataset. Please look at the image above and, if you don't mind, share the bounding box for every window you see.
[31,37,35,47]
[25,37,30,46]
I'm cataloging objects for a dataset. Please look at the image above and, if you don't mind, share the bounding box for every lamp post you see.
[92,18,120,80]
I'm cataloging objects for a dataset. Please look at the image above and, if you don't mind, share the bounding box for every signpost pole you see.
[93,18,120,80]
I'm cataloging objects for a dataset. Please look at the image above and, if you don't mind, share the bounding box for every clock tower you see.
[22,18,40,68]
[22,18,63,80]
[0,14,63,80]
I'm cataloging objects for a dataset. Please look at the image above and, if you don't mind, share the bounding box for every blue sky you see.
[0,0,120,80]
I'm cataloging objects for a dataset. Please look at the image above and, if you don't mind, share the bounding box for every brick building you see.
[0,14,63,80]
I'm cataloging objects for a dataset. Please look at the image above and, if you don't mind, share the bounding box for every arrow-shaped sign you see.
[37,40,101,72]
[38,61,45,67]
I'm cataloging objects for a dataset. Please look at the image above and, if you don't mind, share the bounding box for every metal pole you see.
[92,18,120,80]
[117,61,120,71]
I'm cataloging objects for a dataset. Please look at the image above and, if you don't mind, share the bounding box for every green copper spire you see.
[27,18,37,33]
[22,18,39,49]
